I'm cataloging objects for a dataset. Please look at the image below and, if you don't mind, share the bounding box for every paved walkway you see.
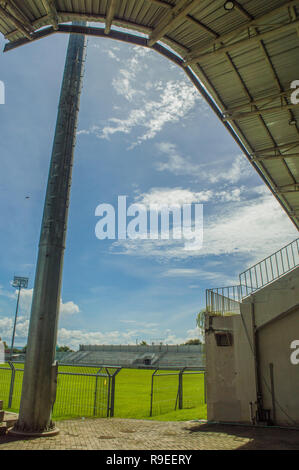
[1,418,299,450]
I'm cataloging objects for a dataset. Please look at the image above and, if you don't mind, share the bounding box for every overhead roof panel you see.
[0,0,298,229]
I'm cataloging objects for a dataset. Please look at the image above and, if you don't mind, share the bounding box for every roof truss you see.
[0,1,298,230]
[41,0,59,30]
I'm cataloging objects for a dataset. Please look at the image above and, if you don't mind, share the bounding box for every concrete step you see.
[0,412,18,435]
[3,412,18,427]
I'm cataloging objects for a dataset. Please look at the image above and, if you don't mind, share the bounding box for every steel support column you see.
[11,22,87,435]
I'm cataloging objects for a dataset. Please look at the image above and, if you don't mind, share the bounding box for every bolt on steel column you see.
[13,23,87,434]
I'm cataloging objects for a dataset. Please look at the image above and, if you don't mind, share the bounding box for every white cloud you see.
[134,187,242,210]
[155,142,204,175]
[57,326,199,349]
[111,48,148,101]
[18,288,34,315]
[3,288,80,318]
[155,142,252,185]
[162,326,203,345]
[0,316,13,337]
[57,327,139,348]
[60,301,80,316]
[78,46,202,148]
[208,154,251,184]
[99,80,200,147]
[77,125,100,136]
[107,50,121,62]
[216,188,243,202]
[161,268,200,277]
[101,108,146,140]
[0,315,29,343]
[161,268,237,286]
[192,189,297,261]
[110,186,298,264]
[0,308,201,349]
[0,285,16,300]
[135,187,213,208]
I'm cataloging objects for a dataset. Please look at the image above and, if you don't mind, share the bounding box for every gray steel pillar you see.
[11,23,87,435]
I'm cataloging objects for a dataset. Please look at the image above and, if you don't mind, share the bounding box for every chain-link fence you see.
[0,362,205,420]
[0,362,121,419]
[0,363,15,409]
[150,367,205,417]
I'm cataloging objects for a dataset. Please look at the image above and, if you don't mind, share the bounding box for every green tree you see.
[139,340,148,346]
[184,338,201,345]
[56,345,74,352]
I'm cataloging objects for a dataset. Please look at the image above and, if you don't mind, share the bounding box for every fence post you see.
[107,370,111,418]
[93,374,99,417]
[178,369,184,410]
[110,368,121,417]
[8,361,15,409]
[110,375,115,418]
[150,369,157,417]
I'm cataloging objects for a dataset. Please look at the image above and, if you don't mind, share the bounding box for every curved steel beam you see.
[3,23,298,230]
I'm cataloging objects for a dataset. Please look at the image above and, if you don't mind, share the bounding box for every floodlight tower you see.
[10,276,29,360]
[11,23,87,436]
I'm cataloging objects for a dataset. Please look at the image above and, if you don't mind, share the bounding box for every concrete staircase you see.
[0,400,18,435]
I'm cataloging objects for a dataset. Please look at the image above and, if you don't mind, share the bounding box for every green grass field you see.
[0,363,207,422]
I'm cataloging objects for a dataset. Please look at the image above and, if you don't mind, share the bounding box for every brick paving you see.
[0,418,299,450]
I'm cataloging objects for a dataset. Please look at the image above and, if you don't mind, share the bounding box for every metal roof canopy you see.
[0,0,298,230]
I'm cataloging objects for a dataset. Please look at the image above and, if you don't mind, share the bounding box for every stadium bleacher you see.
[55,344,205,369]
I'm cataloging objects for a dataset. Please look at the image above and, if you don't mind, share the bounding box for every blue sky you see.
[0,27,297,349]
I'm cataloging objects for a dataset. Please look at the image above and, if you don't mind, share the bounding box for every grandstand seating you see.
[55,345,205,369]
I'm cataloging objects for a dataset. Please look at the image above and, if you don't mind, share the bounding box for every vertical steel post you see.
[11,23,87,435]
[110,374,115,418]
[150,370,157,417]
[106,371,111,418]
[8,362,15,409]
[178,369,184,410]
[93,374,99,417]
[110,369,121,418]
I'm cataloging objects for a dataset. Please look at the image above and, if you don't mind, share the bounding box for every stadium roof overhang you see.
[0,0,299,230]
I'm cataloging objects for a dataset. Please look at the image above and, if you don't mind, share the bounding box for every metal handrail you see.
[205,239,299,314]
[239,238,299,297]
[205,285,242,315]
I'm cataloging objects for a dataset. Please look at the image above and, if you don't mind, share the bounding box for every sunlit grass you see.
[0,363,206,422]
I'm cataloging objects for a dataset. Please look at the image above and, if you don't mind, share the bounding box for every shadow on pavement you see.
[185,422,299,450]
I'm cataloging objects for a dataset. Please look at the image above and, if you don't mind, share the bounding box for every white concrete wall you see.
[205,267,299,426]
[257,306,299,426]
[232,306,256,423]
[205,314,244,422]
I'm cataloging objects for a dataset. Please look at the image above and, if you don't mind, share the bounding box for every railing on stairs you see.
[206,238,299,315]
[239,238,299,297]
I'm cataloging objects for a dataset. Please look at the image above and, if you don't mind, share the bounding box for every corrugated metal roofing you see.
[0,0,298,229]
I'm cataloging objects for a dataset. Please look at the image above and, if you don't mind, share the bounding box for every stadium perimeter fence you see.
[0,362,206,419]
[150,367,206,417]
[0,362,121,419]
